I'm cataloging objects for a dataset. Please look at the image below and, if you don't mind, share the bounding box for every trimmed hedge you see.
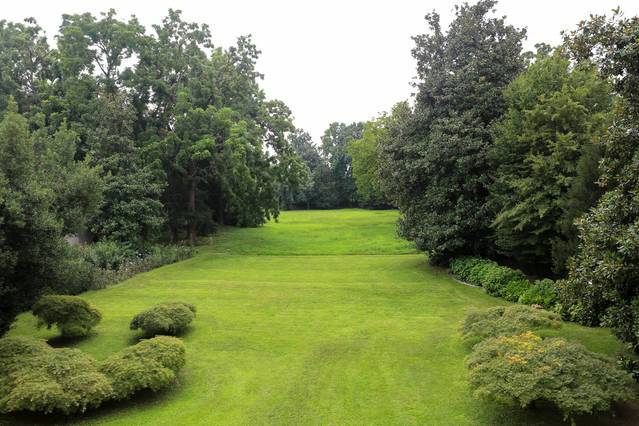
[450,257,559,308]
[32,295,102,338]
[0,335,186,415]
[466,331,634,422]
[100,336,186,400]
[130,302,197,336]
[0,337,112,414]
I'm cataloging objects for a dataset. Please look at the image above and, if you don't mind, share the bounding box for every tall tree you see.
[0,99,102,334]
[0,18,51,113]
[382,0,525,264]
[559,12,639,349]
[347,118,390,207]
[320,122,363,207]
[489,52,612,275]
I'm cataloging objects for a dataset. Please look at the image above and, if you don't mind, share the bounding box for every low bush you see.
[100,336,186,400]
[0,337,112,414]
[460,305,561,346]
[449,256,527,296]
[500,279,531,302]
[466,331,634,423]
[32,295,102,338]
[86,240,135,271]
[450,257,493,285]
[130,302,197,336]
[518,278,558,309]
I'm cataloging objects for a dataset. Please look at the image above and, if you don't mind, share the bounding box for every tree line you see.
[0,10,310,334]
[344,1,639,351]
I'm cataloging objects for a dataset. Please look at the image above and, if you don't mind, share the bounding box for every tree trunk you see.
[188,178,196,245]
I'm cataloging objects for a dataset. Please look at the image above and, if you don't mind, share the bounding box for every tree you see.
[489,52,612,275]
[381,0,526,264]
[558,12,639,350]
[0,18,51,113]
[347,118,390,207]
[280,129,317,209]
[320,122,363,207]
[0,99,102,335]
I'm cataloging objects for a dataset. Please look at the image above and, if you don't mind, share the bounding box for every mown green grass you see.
[2,209,636,425]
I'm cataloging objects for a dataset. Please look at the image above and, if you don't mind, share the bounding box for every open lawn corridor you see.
[1,209,634,425]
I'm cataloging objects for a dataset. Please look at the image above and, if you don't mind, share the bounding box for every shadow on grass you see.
[0,385,178,426]
[127,326,195,345]
[46,332,97,348]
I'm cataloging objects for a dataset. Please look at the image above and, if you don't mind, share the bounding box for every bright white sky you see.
[4,0,638,141]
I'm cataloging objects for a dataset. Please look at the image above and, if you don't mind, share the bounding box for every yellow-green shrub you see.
[466,332,633,422]
[460,305,561,346]
[130,302,196,336]
[100,336,186,400]
[0,337,112,414]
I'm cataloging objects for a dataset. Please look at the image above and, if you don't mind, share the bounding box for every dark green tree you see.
[382,0,525,263]
[559,13,639,350]
[320,122,363,207]
[0,100,102,335]
[489,52,612,275]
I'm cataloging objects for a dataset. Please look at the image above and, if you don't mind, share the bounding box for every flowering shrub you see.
[466,332,633,422]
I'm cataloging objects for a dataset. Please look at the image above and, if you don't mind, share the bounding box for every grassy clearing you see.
[2,209,635,425]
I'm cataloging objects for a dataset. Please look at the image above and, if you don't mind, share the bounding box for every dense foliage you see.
[100,336,186,400]
[380,0,526,264]
[31,295,102,338]
[0,335,186,414]
[0,337,112,414]
[0,99,102,336]
[130,302,197,336]
[460,305,561,345]
[0,9,304,335]
[556,12,639,350]
[450,256,559,308]
[490,52,612,275]
[466,332,633,422]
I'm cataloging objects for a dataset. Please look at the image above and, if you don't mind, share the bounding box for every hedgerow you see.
[32,295,102,338]
[450,256,559,309]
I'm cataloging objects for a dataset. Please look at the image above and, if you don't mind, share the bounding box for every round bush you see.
[100,336,186,400]
[0,337,112,414]
[460,305,561,345]
[32,295,102,338]
[466,332,634,422]
[130,302,196,336]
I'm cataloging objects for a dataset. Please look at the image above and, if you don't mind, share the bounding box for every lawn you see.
[2,209,635,425]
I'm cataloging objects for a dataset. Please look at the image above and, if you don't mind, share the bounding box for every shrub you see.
[519,279,558,309]
[86,240,135,270]
[100,336,186,400]
[460,305,561,346]
[500,279,531,302]
[466,332,634,422]
[450,257,492,285]
[450,256,527,296]
[32,295,102,338]
[130,302,196,336]
[0,337,112,414]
